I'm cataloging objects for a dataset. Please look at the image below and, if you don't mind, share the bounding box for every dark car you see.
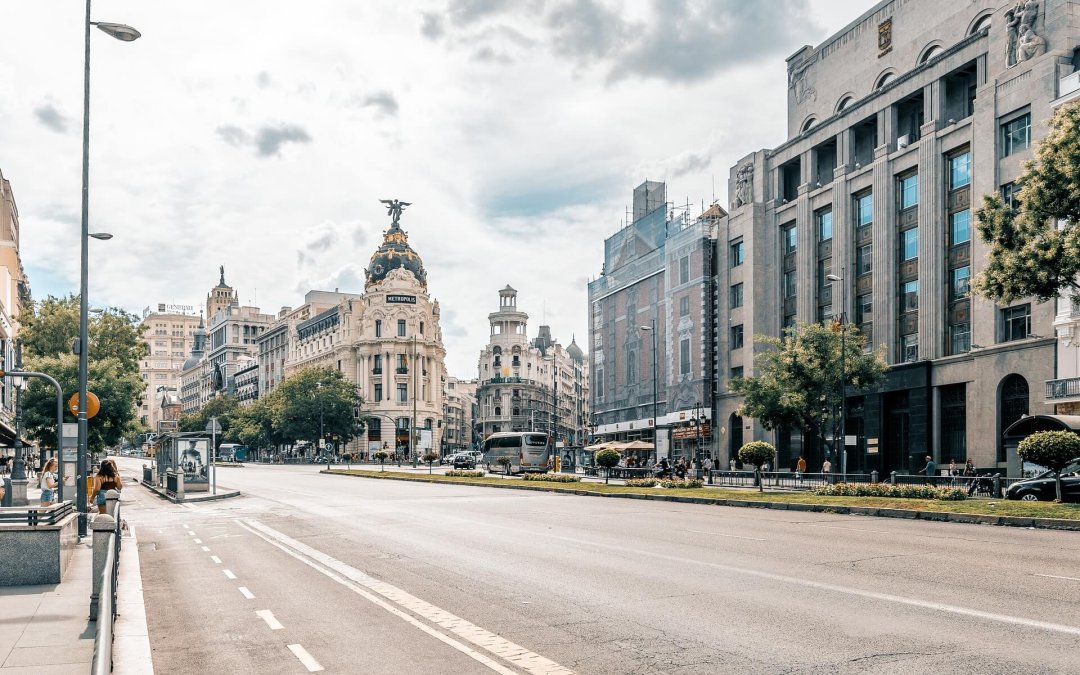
[1005,458,1080,502]
[452,454,476,470]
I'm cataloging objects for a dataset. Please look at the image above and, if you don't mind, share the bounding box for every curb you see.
[324,470,1080,532]
[138,480,241,503]
[113,522,154,674]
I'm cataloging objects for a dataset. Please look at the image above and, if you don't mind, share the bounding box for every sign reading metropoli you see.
[386,295,417,304]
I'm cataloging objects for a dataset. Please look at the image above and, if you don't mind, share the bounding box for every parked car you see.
[1005,458,1080,502]
[452,454,477,469]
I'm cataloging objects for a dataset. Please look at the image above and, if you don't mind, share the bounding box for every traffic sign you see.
[205,418,222,434]
[68,392,101,419]
[324,442,335,453]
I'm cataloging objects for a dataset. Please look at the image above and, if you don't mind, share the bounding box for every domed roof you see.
[182,315,206,371]
[366,221,427,288]
[567,335,584,362]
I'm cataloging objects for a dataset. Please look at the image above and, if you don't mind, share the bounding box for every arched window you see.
[835,95,854,114]
[918,44,944,65]
[999,375,1029,461]
[969,13,992,35]
[801,117,817,133]
[874,70,896,91]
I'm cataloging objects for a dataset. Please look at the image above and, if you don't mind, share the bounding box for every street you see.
[116,458,1080,674]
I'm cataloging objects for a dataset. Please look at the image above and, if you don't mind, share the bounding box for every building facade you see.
[588,181,717,462]
[443,376,477,453]
[0,168,30,446]
[137,305,201,431]
[714,0,1068,475]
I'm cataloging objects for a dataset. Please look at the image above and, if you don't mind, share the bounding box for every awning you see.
[1002,414,1080,441]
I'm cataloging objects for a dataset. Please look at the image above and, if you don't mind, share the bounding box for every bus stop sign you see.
[67,392,101,419]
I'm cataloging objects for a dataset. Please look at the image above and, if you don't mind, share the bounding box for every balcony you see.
[396,367,409,375]
[372,368,383,375]
[1046,377,1080,402]
[485,376,525,385]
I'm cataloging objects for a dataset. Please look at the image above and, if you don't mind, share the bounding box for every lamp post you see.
[827,268,847,475]
[639,320,658,464]
[78,1,140,536]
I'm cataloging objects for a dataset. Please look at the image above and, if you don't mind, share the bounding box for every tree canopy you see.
[974,101,1080,304]
[731,321,887,453]
[1017,430,1080,502]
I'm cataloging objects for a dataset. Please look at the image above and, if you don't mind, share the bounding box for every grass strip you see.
[327,470,1080,521]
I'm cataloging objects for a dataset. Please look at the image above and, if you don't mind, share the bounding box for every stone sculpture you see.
[1007,0,1043,67]
[380,198,411,224]
[733,163,754,209]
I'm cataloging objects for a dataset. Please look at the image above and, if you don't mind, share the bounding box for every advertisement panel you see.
[175,438,209,484]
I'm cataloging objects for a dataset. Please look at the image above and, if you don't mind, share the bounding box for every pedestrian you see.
[25,456,36,480]
[918,455,936,484]
[949,459,958,476]
[822,458,832,483]
[729,457,737,471]
[93,459,123,514]
[39,457,58,507]
[963,458,975,477]
[796,455,806,481]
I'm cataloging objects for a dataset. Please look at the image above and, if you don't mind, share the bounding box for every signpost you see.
[206,417,222,495]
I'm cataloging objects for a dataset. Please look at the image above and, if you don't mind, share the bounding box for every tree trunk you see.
[1056,472,1063,502]
[380,460,385,472]
[757,467,763,492]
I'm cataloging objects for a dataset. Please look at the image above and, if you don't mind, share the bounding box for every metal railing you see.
[708,471,875,489]
[1046,376,1080,400]
[0,501,74,526]
[91,494,121,675]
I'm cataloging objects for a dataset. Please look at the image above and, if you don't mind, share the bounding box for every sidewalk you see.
[0,540,96,674]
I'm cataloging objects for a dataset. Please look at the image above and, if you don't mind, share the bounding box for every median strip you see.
[325,470,1080,532]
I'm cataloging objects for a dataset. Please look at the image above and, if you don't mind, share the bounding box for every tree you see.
[178,395,240,441]
[374,449,389,471]
[738,441,776,493]
[20,296,147,371]
[496,455,513,476]
[1017,431,1080,502]
[271,366,363,448]
[732,321,887,461]
[422,451,439,474]
[595,448,621,484]
[230,398,277,456]
[974,101,1080,304]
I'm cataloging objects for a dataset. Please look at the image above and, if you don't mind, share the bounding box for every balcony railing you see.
[1046,377,1080,400]
[372,368,382,375]
[396,367,409,375]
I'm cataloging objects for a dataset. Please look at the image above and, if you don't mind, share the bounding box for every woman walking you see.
[39,458,58,507]
[93,459,123,514]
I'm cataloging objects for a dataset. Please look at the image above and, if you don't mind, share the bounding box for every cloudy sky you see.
[0,0,872,378]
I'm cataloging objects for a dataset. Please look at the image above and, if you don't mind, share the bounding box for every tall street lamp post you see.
[78,1,140,536]
[639,320,658,464]
[827,269,847,475]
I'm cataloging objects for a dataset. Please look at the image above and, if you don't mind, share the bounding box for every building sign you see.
[672,423,712,440]
[143,303,198,318]
[878,18,893,57]
[386,295,416,304]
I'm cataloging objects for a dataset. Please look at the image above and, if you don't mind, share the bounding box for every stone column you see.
[872,159,896,359]
[918,134,943,361]
[90,514,116,618]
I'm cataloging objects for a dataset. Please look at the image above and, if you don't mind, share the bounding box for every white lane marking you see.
[193,538,202,544]
[287,644,324,672]
[201,546,210,552]
[181,503,198,511]
[256,609,284,630]
[238,587,255,599]
[210,555,222,564]
[458,517,1080,639]
[684,529,766,541]
[223,569,236,580]
[188,531,196,536]
[182,524,189,529]
[809,524,895,535]
[1035,574,1080,583]
[237,521,548,675]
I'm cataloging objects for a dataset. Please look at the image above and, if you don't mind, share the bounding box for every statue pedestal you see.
[9,478,29,507]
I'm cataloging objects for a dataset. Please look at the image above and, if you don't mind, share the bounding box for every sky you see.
[0,0,873,378]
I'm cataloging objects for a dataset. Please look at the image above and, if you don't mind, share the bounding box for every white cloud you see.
[0,0,873,378]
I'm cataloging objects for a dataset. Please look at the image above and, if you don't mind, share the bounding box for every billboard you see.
[175,438,209,484]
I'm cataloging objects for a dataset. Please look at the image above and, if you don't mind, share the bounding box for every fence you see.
[0,501,74,526]
[90,492,121,675]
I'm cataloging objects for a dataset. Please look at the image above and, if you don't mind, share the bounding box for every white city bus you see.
[482,432,551,473]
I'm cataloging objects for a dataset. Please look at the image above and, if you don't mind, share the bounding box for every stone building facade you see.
[0,168,31,446]
[714,0,1071,475]
[443,376,477,453]
[137,305,200,431]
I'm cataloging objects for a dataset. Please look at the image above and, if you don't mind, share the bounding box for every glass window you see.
[818,304,834,322]
[397,319,406,337]
[949,152,971,190]
[373,354,382,372]
[730,366,744,381]
[783,224,797,255]
[679,295,690,317]
[901,334,919,363]
[679,338,691,375]
[784,270,797,299]
[1001,182,1021,210]
[856,244,873,275]
[730,240,744,267]
[950,210,971,246]
[397,383,408,403]
[856,294,873,324]
[818,209,833,241]
[856,193,873,227]
[374,384,383,402]
[730,283,744,309]
[901,228,919,261]
[783,314,796,331]
[1001,113,1031,157]
[900,173,919,209]
[730,325,744,350]
[902,280,919,312]
[950,266,971,301]
[1001,304,1031,342]
[679,256,690,284]
[950,323,971,354]
[375,319,382,338]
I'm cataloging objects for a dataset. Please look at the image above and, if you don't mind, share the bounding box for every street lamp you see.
[78,0,140,537]
[639,320,658,464]
[827,269,847,476]
[316,382,328,470]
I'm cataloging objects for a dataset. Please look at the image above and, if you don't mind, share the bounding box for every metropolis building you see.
[713,0,1071,475]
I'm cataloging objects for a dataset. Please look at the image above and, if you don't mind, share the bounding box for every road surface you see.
[114,458,1080,674]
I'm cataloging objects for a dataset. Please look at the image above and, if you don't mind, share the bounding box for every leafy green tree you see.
[374,449,389,471]
[422,451,439,474]
[738,441,776,493]
[20,296,147,371]
[271,366,363,448]
[595,447,621,484]
[974,101,1080,303]
[230,397,278,455]
[732,321,887,460]
[177,395,240,438]
[496,455,513,475]
[1017,431,1080,502]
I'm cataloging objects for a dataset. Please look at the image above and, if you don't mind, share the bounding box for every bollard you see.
[90,514,116,617]
[890,471,897,485]
[871,470,879,484]
[993,473,1002,498]
[105,489,120,519]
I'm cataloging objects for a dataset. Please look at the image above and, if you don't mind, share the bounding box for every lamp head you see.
[95,22,141,42]
[89,232,113,240]
[826,274,842,282]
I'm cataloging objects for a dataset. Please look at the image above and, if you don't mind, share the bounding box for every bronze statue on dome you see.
[380,199,411,224]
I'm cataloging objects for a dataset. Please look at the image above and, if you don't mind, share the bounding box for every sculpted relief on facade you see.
[1007,1,1044,68]
[733,163,754,209]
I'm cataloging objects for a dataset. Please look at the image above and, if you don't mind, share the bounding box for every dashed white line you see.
[223,569,236,580]
[182,524,189,529]
[256,610,284,630]
[1035,574,1080,583]
[684,529,766,541]
[193,538,202,544]
[201,546,210,552]
[238,587,255,599]
[210,556,222,564]
[188,531,196,537]
[287,644,324,672]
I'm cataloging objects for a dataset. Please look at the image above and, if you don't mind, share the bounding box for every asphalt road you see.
[114,458,1080,674]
